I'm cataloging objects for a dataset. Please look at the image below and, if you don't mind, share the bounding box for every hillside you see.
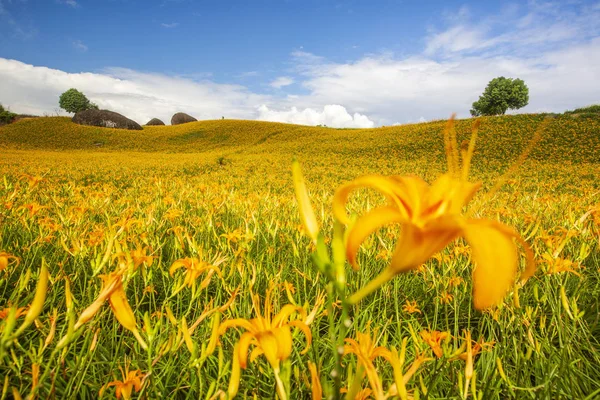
[1,114,599,166]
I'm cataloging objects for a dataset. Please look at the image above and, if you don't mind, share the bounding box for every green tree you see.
[59,88,96,113]
[0,104,16,124]
[470,77,529,116]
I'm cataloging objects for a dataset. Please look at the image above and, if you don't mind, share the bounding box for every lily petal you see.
[333,175,417,225]
[288,320,312,354]
[463,219,519,309]
[390,216,462,273]
[273,326,293,361]
[292,161,320,243]
[256,331,281,371]
[346,206,408,270]
[237,332,255,369]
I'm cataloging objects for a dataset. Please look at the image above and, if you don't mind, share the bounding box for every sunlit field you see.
[1,115,599,399]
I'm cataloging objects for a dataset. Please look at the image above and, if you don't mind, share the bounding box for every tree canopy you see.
[59,88,98,114]
[470,77,529,116]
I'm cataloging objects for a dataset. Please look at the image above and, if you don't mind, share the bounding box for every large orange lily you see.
[66,270,147,349]
[219,288,312,399]
[343,329,390,399]
[335,119,535,309]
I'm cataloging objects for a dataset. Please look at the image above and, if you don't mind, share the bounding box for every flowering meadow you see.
[0,115,599,399]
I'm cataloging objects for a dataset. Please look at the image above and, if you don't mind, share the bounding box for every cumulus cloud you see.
[287,40,600,124]
[0,58,270,124]
[257,104,374,128]
[285,2,600,124]
[161,22,179,28]
[269,76,294,89]
[0,2,599,127]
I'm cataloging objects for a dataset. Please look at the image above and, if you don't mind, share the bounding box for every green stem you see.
[274,368,288,400]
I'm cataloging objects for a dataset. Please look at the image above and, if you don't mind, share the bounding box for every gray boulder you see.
[145,118,165,126]
[171,112,197,125]
[72,109,142,130]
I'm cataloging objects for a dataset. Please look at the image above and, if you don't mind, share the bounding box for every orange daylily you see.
[0,306,28,320]
[130,246,155,269]
[383,338,432,400]
[169,255,225,289]
[541,254,581,276]
[101,366,145,400]
[402,300,421,314]
[70,270,147,349]
[219,288,312,399]
[344,330,431,400]
[343,329,390,399]
[20,173,45,189]
[18,203,48,217]
[0,251,19,273]
[336,119,535,309]
[420,330,449,358]
[308,362,323,400]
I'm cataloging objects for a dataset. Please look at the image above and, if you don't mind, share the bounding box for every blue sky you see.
[1,0,599,126]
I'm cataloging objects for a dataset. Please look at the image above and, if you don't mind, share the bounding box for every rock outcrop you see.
[72,110,142,130]
[171,112,197,125]
[145,118,165,126]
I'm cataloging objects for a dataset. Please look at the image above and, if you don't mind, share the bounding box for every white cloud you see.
[424,1,600,57]
[72,40,87,52]
[257,104,374,128]
[237,71,259,78]
[0,2,599,128]
[283,2,600,124]
[425,25,488,55]
[269,76,294,89]
[0,58,270,124]
[57,0,78,7]
[286,39,600,124]
[161,22,179,28]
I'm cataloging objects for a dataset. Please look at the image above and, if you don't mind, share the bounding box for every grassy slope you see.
[1,115,599,165]
[1,115,599,398]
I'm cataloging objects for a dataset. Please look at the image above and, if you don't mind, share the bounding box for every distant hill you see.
[0,114,598,165]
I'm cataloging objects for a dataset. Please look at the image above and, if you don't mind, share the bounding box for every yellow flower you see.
[19,173,45,189]
[219,288,312,399]
[0,251,19,273]
[0,306,28,320]
[130,246,154,269]
[420,330,449,358]
[101,274,137,333]
[169,255,225,289]
[439,292,453,304]
[402,300,421,314]
[101,366,144,400]
[448,276,464,288]
[336,119,535,309]
[71,270,147,349]
[73,272,121,330]
[292,160,320,244]
[308,362,322,400]
[343,329,390,399]
[541,254,581,276]
[382,338,432,400]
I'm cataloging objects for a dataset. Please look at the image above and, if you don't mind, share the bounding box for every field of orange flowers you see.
[0,115,599,399]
